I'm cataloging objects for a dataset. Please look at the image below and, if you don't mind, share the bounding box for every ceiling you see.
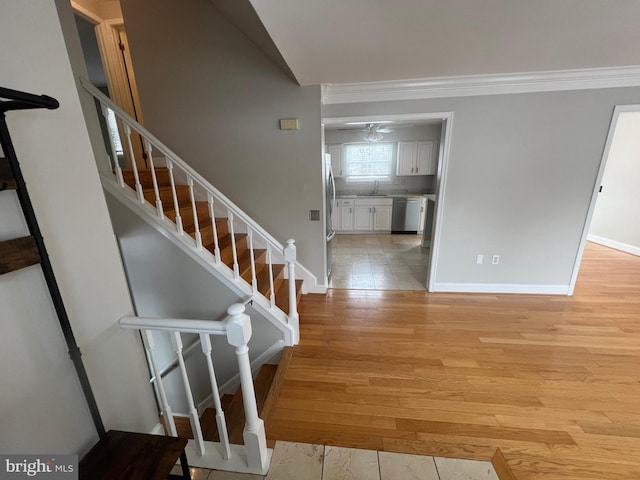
[248,0,640,86]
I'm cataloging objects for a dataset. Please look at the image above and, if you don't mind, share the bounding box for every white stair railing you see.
[82,77,300,343]
[120,303,271,475]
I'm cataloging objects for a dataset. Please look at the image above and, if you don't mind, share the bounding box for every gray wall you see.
[119,0,325,282]
[324,87,640,288]
[326,124,441,195]
[0,0,157,454]
[589,111,640,252]
[106,194,284,413]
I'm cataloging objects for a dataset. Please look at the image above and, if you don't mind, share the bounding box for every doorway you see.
[570,105,640,293]
[323,112,453,292]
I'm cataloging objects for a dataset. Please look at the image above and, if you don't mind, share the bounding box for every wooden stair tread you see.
[165,201,209,228]
[255,262,285,297]
[122,168,171,189]
[0,157,16,190]
[275,279,304,315]
[0,236,40,275]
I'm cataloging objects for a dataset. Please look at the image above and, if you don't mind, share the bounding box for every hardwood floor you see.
[267,242,640,480]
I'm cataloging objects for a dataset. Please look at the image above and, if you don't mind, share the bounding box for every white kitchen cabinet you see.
[397,141,435,176]
[353,198,393,232]
[373,205,392,231]
[327,144,345,178]
[339,199,354,231]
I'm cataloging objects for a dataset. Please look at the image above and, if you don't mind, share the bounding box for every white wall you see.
[588,111,640,255]
[0,0,157,454]
[324,87,640,291]
[106,194,284,413]
[119,0,325,283]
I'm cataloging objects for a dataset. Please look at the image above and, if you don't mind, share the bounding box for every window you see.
[106,108,124,156]
[344,142,394,180]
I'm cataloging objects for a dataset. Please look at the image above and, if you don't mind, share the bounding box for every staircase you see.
[172,347,293,447]
[80,77,312,345]
[120,169,303,316]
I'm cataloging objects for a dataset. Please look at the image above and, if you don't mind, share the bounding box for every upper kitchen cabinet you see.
[397,141,435,176]
[327,144,345,178]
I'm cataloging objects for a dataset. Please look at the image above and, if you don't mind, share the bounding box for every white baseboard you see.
[433,282,570,295]
[588,234,640,257]
[149,422,165,435]
[196,340,285,414]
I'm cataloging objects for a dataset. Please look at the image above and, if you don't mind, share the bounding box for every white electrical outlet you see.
[492,255,500,265]
[476,254,484,265]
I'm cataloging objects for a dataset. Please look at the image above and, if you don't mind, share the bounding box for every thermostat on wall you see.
[279,118,299,130]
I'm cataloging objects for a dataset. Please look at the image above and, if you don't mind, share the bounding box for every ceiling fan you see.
[363,123,393,142]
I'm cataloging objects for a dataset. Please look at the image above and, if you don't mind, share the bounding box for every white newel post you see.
[225,304,268,472]
[284,239,300,344]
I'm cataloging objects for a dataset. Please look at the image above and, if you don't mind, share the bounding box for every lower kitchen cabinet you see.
[336,198,392,232]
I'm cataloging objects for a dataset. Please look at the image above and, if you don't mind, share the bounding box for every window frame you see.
[343,142,395,183]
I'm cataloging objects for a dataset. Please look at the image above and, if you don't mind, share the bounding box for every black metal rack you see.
[0,86,105,440]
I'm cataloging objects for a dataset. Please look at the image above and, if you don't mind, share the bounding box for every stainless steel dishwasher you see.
[391,197,422,233]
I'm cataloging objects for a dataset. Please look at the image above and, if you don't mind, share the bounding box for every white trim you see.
[185,441,273,474]
[433,283,570,295]
[587,234,640,257]
[196,340,285,414]
[149,423,165,436]
[70,1,103,24]
[568,104,640,295]
[323,112,453,293]
[321,66,640,104]
[427,115,453,292]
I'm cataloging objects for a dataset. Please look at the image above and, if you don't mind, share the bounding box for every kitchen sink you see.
[357,194,388,197]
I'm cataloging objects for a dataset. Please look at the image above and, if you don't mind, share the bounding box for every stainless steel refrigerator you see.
[325,153,336,280]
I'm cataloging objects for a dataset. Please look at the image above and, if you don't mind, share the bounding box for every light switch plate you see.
[309,210,320,221]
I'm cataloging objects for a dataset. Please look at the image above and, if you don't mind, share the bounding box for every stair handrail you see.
[120,303,270,474]
[79,76,284,253]
[80,76,298,333]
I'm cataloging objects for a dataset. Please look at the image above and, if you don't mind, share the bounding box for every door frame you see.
[568,104,640,295]
[322,111,454,292]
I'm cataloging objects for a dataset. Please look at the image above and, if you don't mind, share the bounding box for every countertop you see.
[337,193,431,199]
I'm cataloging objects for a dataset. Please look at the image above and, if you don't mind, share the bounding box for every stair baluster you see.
[145,141,164,219]
[199,333,231,459]
[227,210,240,279]
[266,245,276,308]
[247,227,258,296]
[187,175,202,249]
[171,331,206,456]
[101,105,125,188]
[166,159,184,234]
[207,193,222,264]
[142,330,177,436]
[123,124,144,202]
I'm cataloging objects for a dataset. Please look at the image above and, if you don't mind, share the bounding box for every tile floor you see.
[330,234,430,290]
[179,441,499,480]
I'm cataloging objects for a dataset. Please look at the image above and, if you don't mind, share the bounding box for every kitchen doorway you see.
[323,112,453,291]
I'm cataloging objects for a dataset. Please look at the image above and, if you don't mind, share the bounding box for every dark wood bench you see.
[79,430,191,480]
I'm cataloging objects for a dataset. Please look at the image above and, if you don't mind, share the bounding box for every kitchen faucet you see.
[373,178,380,195]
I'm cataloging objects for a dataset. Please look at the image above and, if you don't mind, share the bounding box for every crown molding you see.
[321,66,640,104]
